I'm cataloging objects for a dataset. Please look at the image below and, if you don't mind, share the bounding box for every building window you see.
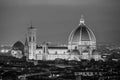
[33,36,35,42]
[43,47,45,53]
[39,51,41,54]
[29,37,31,42]
[75,46,77,50]
[55,51,57,54]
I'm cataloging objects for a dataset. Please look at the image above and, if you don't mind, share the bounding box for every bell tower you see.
[27,25,37,60]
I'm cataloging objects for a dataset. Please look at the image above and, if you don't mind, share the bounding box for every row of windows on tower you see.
[29,36,35,42]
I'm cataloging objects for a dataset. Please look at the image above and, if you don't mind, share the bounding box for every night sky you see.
[0,0,120,45]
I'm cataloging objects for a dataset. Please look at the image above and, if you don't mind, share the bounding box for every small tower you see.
[27,24,37,60]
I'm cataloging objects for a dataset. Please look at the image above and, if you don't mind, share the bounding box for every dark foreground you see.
[0,56,120,80]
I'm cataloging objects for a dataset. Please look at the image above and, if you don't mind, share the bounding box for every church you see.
[24,15,101,61]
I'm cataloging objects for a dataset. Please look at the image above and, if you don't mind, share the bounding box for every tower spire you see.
[79,15,85,25]
[29,20,35,29]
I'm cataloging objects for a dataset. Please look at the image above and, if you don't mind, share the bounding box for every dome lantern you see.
[79,15,85,25]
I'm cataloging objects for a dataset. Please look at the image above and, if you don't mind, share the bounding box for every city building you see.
[24,15,101,61]
[11,41,24,58]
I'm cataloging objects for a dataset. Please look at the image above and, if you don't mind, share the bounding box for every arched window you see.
[75,46,77,50]
[55,51,57,54]
[33,36,35,42]
[29,37,31,42]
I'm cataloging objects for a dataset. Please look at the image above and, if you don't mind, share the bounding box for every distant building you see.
[24,15,101,61]
[11,41,24,58]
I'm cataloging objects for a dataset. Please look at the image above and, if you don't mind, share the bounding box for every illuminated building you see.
[68,15,96,60]
[24,15,101,61]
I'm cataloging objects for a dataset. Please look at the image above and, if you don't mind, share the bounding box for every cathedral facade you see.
[24,16,101,61]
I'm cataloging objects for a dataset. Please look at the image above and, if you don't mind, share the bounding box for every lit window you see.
[1,49,5,53]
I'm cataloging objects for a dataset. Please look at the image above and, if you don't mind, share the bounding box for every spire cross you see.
[80,15,85,24]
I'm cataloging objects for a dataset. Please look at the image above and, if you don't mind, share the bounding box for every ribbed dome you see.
[68,16,96,46]
[12,41,24,53]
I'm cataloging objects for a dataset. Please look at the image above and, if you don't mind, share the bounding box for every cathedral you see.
[24,16,101,61]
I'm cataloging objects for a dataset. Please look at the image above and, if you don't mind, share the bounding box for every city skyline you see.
[0,0,120,45]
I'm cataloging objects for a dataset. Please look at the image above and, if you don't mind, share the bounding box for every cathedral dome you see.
[68,16,96,46]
